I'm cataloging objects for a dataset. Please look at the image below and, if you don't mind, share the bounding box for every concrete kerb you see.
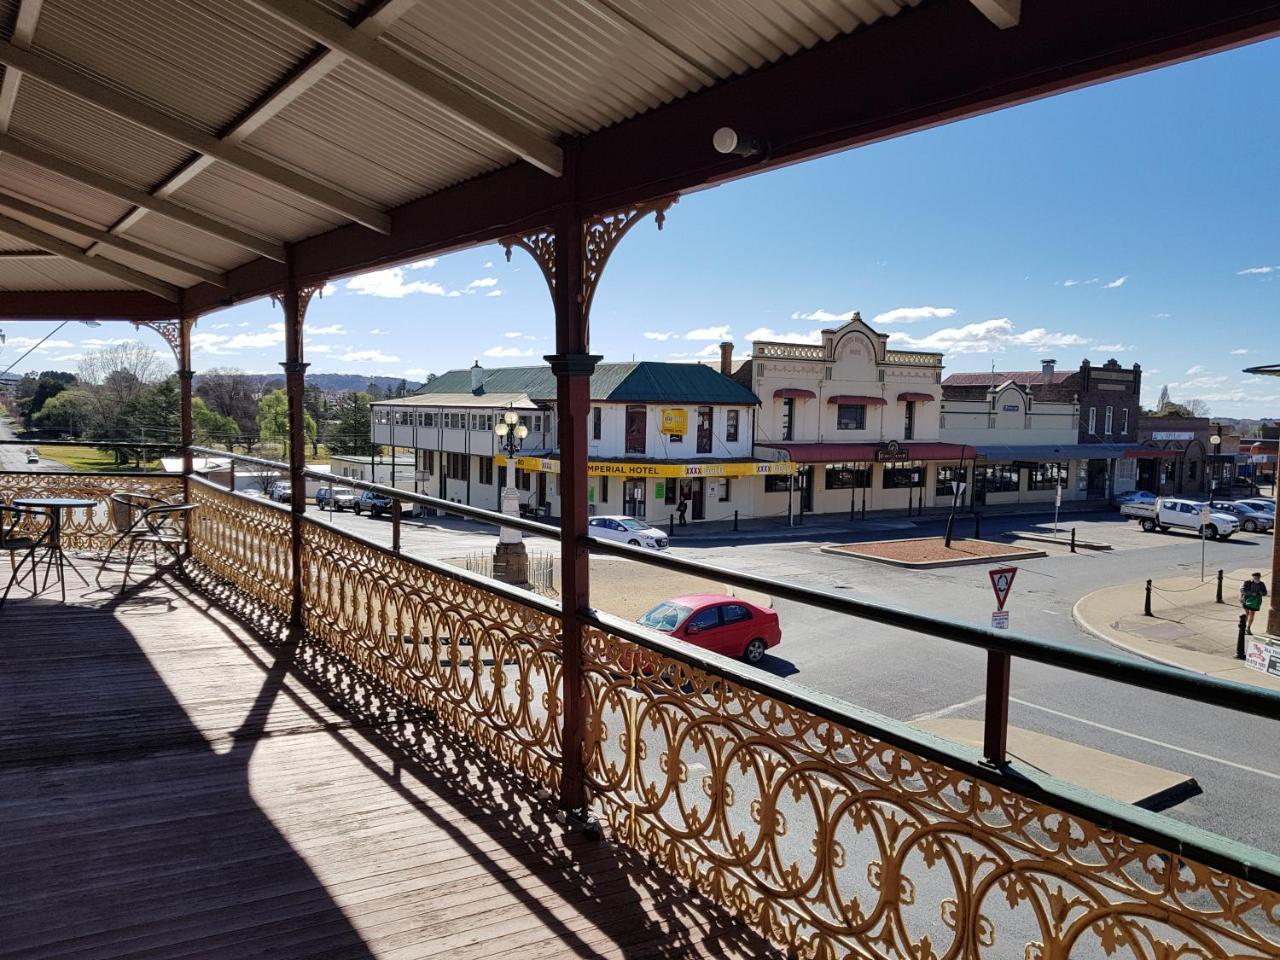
[820,539,1046,569]
[1010,530,1112,550]
[1072,578,1280,693]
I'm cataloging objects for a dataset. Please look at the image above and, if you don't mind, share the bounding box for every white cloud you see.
[1059,278,1099,287]
[409,258,439,269]
[790,309,855,324]
[1103,276,1128,288]
[887,317,1087,354]
[340,349,400,363]
[745,327,823,345]
[368,327,387,335]
[1151,313,1172,319]
[211,323,230,330]
[51,353,83,362]
[346,267,459,298]
[482,261,493,268]
[486,289,502,297]
[320,282,337,297]
[503,332,536,340]
[1185,365,1204,375]
[483,346,535,358]
[1237,265,1278,275]
[7,337,75,350]
[871,306,956,325]
[467,277,499,289]
[1230,348,1250,355]
[80,337,132,348]
[643,331,677,341]
[1095,343,1134,352]
[307,323,346,335]
[305,343,336,354]
[683,325,732,341]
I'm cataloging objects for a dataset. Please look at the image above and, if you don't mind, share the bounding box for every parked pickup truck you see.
[315,485,358,512]
[1121,497,1240,540]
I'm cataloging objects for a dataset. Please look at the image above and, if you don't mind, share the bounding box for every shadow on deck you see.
[0,563,772,959]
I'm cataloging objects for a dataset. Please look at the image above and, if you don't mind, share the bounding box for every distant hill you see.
[192,372,425,395]
[1216,417,1279,437]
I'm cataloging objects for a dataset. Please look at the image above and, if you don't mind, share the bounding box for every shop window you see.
[825,464,870,489]
[625,405,646,454]
[781,398,795,441]
[1028,461,1067,491]
[836,404,866,431]
[882,466,924,489]
[478,456,494,486]
[726,409,740,443]
[765,474,792,493]
[976,464,1020,493]
[719,479,731,502]
[600,475,609,503]
[592,406,602,441]
[697,406,713,454]
[935,465,965,497]
[664,480,677,504]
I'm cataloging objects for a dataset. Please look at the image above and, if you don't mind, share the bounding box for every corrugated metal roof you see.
[0,154,135,227]
[943,371,1076,387]
[416,362,760,405]
[0,255,135,290]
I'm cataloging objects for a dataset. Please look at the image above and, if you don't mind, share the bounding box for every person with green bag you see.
[1240,572,1268,635]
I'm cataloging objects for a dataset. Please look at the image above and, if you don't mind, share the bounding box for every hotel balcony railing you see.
[4,443,1279,960]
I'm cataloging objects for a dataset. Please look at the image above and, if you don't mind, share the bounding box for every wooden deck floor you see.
[0,562,773,960]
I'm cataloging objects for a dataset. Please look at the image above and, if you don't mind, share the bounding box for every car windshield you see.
[637,601,693,633]
[331,487,355,496]
[618,518,652,531]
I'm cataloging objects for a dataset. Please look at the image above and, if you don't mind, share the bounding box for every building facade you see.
[736,313,974,516]
[370,361,781,524]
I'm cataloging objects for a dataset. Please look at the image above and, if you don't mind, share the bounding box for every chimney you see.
[719,341,734,376]
[1041,359,1056,375]
[470,360,483,394]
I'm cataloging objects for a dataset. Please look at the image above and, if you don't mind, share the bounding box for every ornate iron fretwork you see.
[269,283,326,360]
[581,195,676,323]
[501,228,556,293]
[131,319,183,363]
[0,473,183,551]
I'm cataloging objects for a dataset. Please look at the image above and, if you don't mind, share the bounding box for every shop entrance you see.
[623,478,646,518]
[677,478,705,521]
[1087,459,1108,498]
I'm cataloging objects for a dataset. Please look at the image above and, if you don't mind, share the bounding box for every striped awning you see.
[826,394,886,406]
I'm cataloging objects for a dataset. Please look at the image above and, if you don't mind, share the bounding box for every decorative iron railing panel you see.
[188,481,292,618]
[0,471,182,550]
[299,518,565,791]
[581,624,1280,960]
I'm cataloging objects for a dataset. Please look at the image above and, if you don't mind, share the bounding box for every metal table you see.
[10,497,98,603]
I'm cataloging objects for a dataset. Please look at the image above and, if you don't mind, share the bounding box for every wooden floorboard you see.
[0,565,775,959]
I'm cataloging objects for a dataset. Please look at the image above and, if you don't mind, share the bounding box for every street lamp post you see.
[493,409,530,585]
[1209,431,1221,506]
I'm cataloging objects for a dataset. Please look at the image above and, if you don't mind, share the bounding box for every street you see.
[313,502,1280,852]
[0,417,43,472]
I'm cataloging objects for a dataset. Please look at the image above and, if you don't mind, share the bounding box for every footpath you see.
[1074,566,1280,691]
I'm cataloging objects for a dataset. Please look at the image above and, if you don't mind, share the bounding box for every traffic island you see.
[1073,569,1280,691]
[822,537,1045,569]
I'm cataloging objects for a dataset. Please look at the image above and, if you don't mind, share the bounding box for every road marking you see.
[910,695,985,723]
[1009,698,1280,781]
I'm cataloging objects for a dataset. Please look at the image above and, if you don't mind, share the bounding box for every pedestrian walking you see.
[1240,571,1268,634]
[677,498,688,527]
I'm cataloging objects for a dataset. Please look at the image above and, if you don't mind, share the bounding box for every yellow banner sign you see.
[496,455,795,479]
[660,408,688,435]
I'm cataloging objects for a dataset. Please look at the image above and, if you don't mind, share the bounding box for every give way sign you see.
[989,567,1018,611]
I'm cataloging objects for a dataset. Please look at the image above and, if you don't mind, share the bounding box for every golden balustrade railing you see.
[7,470,1273,959]
[0,470,182,550]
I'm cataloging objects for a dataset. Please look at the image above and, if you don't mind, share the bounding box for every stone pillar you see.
[493,485,528,585]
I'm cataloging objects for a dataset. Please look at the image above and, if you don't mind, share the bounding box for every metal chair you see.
[102,496,197,589]
[0,503,50,607]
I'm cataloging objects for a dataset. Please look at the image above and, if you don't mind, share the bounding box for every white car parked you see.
[1121,497,1240,540]
[587,515,670,550]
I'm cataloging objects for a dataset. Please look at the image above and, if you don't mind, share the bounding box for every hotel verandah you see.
[1,2,1279,958]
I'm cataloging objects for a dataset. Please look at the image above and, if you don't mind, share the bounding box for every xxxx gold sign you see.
[660,408,688,435]
[495,455,795,479]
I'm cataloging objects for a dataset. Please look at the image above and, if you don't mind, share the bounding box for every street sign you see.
[1199,506,1211,524]
[1244,639,1280,678]
[991,610,1010,630]
[1055,484,1062,508]
[989,567,1018,611]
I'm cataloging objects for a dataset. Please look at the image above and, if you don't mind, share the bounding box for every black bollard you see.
[668,513,675,536]
[1070,528,1077,554]
[1216,569,1224,604]
[1144,579,1153,617]
[733,509,739,532]
[1237,614,1248,660]
[974,512,982,539]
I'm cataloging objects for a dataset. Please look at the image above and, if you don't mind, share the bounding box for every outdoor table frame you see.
[8,497,99,604]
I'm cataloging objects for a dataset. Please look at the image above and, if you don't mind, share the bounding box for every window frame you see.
[726,409,739,443]
[836,403,866,431]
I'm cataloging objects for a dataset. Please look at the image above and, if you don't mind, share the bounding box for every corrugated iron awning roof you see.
[758,442,976,463]
[773,388,816,400]
[827,394,886,406]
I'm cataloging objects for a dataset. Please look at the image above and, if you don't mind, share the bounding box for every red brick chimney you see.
[719,341,734,375]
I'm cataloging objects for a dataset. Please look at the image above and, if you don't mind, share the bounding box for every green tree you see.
[192,397,239,449]
[327,391,380,457]
[256,388,316,456]
[30,387,94,436]
[19,372,74,429]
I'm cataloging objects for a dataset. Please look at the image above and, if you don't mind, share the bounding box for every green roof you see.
[416,362,760,405]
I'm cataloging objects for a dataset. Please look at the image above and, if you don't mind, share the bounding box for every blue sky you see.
[4,37,1278,416]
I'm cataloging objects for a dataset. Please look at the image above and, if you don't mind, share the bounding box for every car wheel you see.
[743,638,767,664]
[1202,524,1218,539]
[1244,520,1257,532]
[353,505,361,515]
[1140,518,1156,532]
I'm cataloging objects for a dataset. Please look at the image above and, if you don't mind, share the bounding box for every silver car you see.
[1216,501,1274,533]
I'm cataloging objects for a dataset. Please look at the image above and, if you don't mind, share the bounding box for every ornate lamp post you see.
[493,409,530,585]
[1209,430,1221,506]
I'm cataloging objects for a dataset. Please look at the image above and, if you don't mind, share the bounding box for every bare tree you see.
[77,341,164,386]
[195,368,264,451]
[1186,398,1211,418]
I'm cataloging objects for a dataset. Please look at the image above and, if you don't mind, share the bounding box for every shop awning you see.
[1125,448,1184,459]
[757,442,976,463]
[897,392,935,403]
[974,443,1140,461]
[826,394,886,406]
[495,454,795,478]
[773,388,817,400]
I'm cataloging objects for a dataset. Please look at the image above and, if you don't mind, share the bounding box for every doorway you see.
[677,478,705,521]
[1086,459,1107,498]
[623,478,646,518]
[795,466,814,512]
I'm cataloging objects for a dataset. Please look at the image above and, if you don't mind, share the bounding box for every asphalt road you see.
[314,503,1280,853]
[0,418,42,471]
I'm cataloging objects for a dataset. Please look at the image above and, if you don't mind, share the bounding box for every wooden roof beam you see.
[0,211,181,300]
[0,190,226,286]
[0,39,392,234]
[970,0,1021,29]
[0,133,286,261]
[0,0,44,134]
[243,0,564,176]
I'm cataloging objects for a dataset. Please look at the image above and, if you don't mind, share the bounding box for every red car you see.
[636,594,781,664]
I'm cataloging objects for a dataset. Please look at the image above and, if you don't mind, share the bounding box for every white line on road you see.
[910,695,986,723]
[1009,697,1280,781]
